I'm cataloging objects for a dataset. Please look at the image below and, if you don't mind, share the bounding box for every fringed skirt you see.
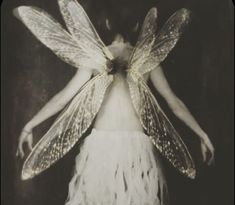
[65,129,168,205]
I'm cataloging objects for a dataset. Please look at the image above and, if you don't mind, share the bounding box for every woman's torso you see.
[93,39,150,131]
[94,73,149,131]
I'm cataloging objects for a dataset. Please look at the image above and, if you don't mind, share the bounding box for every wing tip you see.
[21,162,36,180]
[149,7,158,18]
[21,169,33,181]
[189,172,196,180]
[12,7,21,19]
[180,8,192,19]
[13,6,29,20]
[185,168,196,179]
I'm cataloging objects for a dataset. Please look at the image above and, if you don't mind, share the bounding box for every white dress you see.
[65,129,169,205]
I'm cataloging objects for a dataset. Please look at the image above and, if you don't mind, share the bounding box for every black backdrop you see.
[1,0,234,205]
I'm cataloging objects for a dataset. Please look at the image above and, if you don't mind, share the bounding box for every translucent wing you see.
[14,5,109,72]
[135,7,158,48]
[129,8,191,75]
[22,73,113,180]
[58,0,113,60]
[127,73,196,178]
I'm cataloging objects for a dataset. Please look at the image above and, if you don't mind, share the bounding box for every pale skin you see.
[16,35,215,166]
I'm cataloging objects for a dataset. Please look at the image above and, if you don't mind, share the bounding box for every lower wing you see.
[127,73,196,179]
[22,73,113,180]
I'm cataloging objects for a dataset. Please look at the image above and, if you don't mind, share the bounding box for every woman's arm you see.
[150,66,215,165]
[16,69,92,158]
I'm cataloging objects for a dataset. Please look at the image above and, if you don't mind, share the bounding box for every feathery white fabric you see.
[65,129,168,205]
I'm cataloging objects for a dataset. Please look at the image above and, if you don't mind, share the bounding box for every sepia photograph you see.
[1,0,234,204]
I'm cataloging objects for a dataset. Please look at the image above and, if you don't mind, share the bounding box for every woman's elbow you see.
[168,98,186,117]
[51,93,69,110]
[57,101,67,110]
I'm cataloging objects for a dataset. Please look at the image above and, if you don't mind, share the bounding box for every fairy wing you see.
[127,8,195,178]
[58,0,113,60]
[128,7,157,71]
[129,8,191,75]
[15,1,115,179]
[22,73,113,180]
[134,7,158,48]
[127,75,195,178]
[14,3,112,72]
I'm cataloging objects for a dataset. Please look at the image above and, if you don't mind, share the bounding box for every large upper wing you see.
[22,73,113,180]
[127,73,196,179]
[14,4,111,72]
[58,0,113,60]
[129,8,191,75]
[134,7,158,49]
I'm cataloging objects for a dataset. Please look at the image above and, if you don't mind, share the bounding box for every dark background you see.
[1,0,234,205]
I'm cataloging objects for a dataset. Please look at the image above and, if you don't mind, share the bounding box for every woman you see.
[15,1,214,204]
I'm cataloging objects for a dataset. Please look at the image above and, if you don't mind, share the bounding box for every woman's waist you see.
[91,128,144,135]
[94,111,143,131]
[88,128,149,140]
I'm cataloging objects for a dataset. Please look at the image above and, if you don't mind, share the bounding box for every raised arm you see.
[150,66,215,165]
[16,69,92,158]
